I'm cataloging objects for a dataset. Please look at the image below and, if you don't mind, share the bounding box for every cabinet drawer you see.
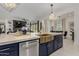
[0,50,18,56]
[0,43,19,51]
[10,50,19,56]
[0,43,19,56]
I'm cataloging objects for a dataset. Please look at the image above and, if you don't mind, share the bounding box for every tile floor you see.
[50,38,79,56]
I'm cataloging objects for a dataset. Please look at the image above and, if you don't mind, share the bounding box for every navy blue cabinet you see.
[0,43,19,56]
[47,40,54,55]
[39,35,63,56]
[53,35,63,51]
[39,43,48,56]
[39,40,54,56]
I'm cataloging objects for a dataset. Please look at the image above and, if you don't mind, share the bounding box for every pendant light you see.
[0,3,19,12]
[49,4,56,20]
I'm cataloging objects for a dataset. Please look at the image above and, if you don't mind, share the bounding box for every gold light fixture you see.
[49,4,56,20]
[1,3,17,12]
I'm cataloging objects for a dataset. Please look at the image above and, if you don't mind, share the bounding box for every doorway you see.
[61,12,74,41]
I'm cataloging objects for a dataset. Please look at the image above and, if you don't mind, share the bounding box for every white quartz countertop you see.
[0,32,63,46]
[0,33,40,46]
[36,32,63,36]
[47,32,63,36]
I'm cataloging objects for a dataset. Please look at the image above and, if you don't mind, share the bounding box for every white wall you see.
[74,8,79,45]
[0,19,5,24]
[39,16,49,33]
[5,19,13,34]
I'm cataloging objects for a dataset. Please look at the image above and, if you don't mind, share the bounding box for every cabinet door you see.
[0,43,19,56]
[53,39,58,51]
[39,43,48,56]
[47,40,54,55]
[53,35,63,51]
[57,35,63,49]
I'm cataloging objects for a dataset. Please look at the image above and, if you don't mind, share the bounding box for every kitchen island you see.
[0,32,63,56]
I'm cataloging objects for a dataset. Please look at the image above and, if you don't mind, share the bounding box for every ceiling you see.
[0,3,79,21]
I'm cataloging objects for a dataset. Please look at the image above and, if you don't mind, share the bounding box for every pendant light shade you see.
[49,4,56,20]
[49,13,56,20]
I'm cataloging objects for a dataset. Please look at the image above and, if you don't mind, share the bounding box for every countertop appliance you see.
[19,39,39,56]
